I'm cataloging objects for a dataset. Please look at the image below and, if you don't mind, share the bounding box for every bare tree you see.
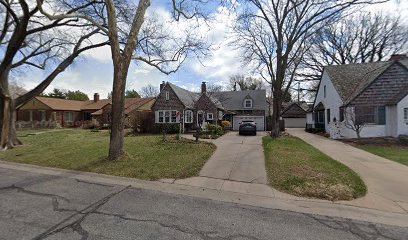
[228,74,265,91]
[140,84,159,98]
[38,0,210,160]
[0,0,106,150]
[301,12,408,82]
[230,0,385,137]
[343,107,366,138]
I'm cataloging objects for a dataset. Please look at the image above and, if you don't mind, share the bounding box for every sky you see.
[13,0,408,100]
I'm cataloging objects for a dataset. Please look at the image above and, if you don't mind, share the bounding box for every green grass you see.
[1,129,216,180]
[356,145,408,166]
[262,136,366,201]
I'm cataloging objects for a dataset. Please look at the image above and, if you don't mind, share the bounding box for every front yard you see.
[0,129,216,180]
[263,136,366,201]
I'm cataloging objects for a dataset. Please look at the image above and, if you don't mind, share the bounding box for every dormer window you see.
[165,91,169,101]
[244,99,253,109]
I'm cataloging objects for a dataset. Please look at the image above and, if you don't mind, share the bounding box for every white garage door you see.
[233,116,265,131]
[283,118,306,128]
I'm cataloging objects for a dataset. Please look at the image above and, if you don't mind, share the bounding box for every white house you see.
[307,55,408,139]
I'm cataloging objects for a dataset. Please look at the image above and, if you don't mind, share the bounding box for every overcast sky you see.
[14,0,408,100]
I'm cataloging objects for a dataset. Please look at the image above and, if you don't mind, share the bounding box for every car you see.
[239,120,257,135]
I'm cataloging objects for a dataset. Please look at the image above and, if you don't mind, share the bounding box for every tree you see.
[228,74,265,91]
[45,88,66,99]
[343,107,366,139]
[301,12,408,82]
[65,90,89,101]
[38,0,210,160]
[0,1,106,150]
[230,0,385,138]
[125,89,141,98]
[140,84,159,98]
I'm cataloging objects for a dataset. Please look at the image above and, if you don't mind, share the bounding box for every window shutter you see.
[377,106,386,125]
[155,111,159,123]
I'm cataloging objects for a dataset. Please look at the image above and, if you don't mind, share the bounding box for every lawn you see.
[0,129,216,180]
[262,136,366,201]
[355,145,408,166]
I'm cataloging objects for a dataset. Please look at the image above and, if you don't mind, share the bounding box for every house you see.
[16,93,155,129]
[306,55,408,139]
[151,81,267,131]
[281,102,311,128]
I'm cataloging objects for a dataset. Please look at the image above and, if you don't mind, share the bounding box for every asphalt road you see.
[1,167,407,240]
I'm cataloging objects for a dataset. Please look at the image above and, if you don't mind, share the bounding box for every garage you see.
[233,115,265,131]
[283,117,306,128]
[281,102,309,128]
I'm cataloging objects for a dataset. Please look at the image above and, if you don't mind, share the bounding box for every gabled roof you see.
[281,102,307,118]
[168,82,199,108]
[36,97,84,111]
[325,61,392,103]
[81,99,112,111]
[124,97,155,115]
[216,89,267,110]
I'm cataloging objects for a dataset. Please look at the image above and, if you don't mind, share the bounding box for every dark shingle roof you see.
[168,83,199,108]
[281,102,307,118]
[216,89,267,110]
[325,61,392,103]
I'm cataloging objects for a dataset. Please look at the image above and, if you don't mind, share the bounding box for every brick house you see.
[151,82,267,131]
[17,93,155,128]
[306,55,408,138]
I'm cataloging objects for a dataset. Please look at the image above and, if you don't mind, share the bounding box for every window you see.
[207,113,214,120]
[355,106,386,125]
[157,110,179,123]
[327,109,331,123]
[324,85,326,98]
[244,99,253,108]
[339,107,345,122]
[83,112,92,121]
[40,111,46,121]
[316,111,324,124]
[64,112,74,122]
[165,91,169,101]
[184,110,193,123]
[405,108,408,121]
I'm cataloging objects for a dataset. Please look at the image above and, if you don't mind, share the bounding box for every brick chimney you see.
[159,81,165,92]
[389,54,408,61]
[94,93,99,102]
[201,82,207,93]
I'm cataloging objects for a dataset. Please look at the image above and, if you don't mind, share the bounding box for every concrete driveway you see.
[287,128,408,214]
[199,131,268,184]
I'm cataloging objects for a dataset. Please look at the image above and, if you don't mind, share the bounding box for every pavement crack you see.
[0,184,70,202]
[304,213,401,240]
[32,185,131,240]
[75,179,115,188]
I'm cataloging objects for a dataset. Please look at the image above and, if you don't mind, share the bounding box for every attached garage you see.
[233,115,265,131]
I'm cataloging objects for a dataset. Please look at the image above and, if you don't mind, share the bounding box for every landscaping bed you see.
[0,129,216,180]
[340,137,408,166]
[262,136,366,201]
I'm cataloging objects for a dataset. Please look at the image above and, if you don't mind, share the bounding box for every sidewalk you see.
[287,128,408,214]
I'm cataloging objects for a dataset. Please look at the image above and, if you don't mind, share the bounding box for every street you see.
[1,167,407,240]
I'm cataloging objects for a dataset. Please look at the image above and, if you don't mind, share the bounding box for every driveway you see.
[287,128,408,214]
[199,131,268,184]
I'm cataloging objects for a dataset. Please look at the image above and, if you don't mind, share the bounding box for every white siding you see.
[386,105,398,137]
[314,71,344,132]
[397,95,408,136]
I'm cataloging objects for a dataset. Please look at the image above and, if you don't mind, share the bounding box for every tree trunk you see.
[270,88,282,138]
[0,97,21,150]
[108,64,127,160]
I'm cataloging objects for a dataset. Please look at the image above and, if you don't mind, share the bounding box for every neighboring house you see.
[151,81,267,131]
[281,102,311,128]
[306,55,408,139]
[17,93,155,128]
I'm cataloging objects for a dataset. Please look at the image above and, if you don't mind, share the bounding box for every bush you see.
[399,135,408,146]
[153,123,180,134]
[206,124,223,136]
[221,120,231,130]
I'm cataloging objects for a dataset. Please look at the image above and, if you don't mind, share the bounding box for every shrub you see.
[399,135,408,146]
[221,120,231,130]
[153,123,180,134]
[206,124,223,136]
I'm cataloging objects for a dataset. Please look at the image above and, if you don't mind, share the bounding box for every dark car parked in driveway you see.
[239,120,257,135]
